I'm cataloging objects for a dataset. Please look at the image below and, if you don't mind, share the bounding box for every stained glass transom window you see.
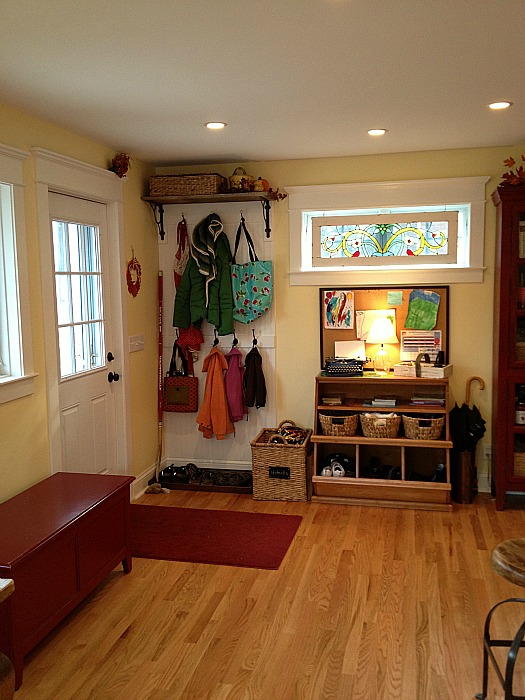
[287,176,489,286]
[312,211,458,267]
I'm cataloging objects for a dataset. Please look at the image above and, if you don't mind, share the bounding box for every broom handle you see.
[155,271,164,483]
[158,271,164,423]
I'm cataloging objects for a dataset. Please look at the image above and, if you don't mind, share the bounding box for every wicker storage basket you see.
[402,414,445,440]
[514,452,525,477]
[319,413,358,437]
[250,421,312,501]
[149,173,228,197]
[360,412,401,438]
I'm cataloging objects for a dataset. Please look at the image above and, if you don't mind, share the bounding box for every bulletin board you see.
[319,286,449,369]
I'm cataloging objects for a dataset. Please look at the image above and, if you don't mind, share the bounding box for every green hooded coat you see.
[173,214,234,336]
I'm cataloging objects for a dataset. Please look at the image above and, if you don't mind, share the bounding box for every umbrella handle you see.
[466,375,484,404]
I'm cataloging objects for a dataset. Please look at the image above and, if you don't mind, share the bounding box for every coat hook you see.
[252,329,257,346]
[213,329,219,346]
[232,330,238,346]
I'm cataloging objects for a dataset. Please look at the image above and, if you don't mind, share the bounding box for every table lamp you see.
[367,315,399,375]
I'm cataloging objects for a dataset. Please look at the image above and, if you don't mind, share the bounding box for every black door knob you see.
[108,371,120,383]
[107,352,115,362]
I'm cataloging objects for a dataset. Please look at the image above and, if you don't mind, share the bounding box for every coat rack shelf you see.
[142,191,286,241]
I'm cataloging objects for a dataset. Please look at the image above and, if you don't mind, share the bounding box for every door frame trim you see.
[34,148,131,475]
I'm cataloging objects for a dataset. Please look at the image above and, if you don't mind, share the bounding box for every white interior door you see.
[49,193,118,474]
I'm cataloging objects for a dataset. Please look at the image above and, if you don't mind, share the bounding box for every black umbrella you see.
[449,376,486,503]
[450,401,486,452]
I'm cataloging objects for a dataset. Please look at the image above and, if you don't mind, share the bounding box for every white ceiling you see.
[1,0,524,167]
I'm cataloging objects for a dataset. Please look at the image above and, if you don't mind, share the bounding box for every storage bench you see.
[0,472,134,689]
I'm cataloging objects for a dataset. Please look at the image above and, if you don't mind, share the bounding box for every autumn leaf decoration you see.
[501,155,525,186]
[109,152,131,178]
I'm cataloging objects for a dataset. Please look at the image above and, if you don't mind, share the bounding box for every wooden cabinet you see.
[311,375,452,511]
[0,472,134,689]
[492,187,525,509]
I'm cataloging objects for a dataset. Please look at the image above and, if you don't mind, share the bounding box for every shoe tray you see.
[158,480,253,494]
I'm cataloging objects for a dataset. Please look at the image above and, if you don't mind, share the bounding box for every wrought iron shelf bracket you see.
[148,202,165,240]
[141,191,286,240]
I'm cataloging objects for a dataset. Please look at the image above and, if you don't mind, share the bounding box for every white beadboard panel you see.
[159,201,276,469]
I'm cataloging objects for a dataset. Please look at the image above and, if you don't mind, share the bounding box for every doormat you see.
[129,504,302,570]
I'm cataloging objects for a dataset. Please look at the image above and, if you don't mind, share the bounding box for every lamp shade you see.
[366,316,399,344]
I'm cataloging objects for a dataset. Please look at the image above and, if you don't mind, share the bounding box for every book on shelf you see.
[409,394,445,406]
[322,395,343,405]
[363,395,398,407]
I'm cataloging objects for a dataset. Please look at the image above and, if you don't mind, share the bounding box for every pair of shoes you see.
[322,453,354,477]
[321,459,346,477]
[386,465,401,480]
[214,471,231,486]
[186,462,202,484]
[159,465,189,484]
[201,471,215,486]
[363,456,385,479]
[159,465,176,482]
[431,463,447,482]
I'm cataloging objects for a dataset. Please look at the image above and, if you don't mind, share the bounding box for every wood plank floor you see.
[13,491,525,699]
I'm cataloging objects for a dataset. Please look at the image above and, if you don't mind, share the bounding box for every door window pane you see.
[52,219,105,378]
[58,326,74,377]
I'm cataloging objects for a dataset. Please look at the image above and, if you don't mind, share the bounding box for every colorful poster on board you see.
[323,290,354,329]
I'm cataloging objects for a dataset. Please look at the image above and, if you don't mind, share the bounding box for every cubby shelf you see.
[311,374,452,511]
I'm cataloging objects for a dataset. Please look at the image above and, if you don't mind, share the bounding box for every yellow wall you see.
[164,147,520,462]
[0,103,159,501]
[0,97,522,502]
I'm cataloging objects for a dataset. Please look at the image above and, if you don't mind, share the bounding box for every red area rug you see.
[129,504,302,570]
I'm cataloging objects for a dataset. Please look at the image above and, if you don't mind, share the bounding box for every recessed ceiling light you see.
[368,128,387,136]
[489,101,512,110]
[205,122,227,130]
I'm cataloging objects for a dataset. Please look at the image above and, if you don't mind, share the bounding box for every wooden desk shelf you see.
[312,374,452,511]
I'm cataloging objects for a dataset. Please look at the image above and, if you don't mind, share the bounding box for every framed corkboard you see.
[319,286,449,370]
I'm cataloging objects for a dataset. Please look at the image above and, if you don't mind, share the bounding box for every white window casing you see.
[0,144,36,403]
[286,176,490,285]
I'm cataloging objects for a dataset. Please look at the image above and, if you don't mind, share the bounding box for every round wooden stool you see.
[476,538,525,700]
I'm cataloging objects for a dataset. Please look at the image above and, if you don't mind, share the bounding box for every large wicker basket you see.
[360,412,401,438]
[149,173,228,197]
[319,413,358,437]
[250,421,312,501]
[402,414,445,440]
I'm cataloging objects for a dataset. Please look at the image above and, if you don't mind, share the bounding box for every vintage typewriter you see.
[324,357,367,376]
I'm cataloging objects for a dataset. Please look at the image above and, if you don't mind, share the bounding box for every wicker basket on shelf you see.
[250,420,312,501]
[319,413,358,437]
[402,415,445,440]
[514,452,525,477]
[360,412,401,439]
[149,173,228,197]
